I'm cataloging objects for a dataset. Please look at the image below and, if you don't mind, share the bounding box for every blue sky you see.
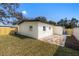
[18,3,79,22]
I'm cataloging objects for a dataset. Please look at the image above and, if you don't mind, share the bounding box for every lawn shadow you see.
[65,35,79,51]
[53,46,65,56]
[54,35,79,56]
[10,33,36,39]
[53,46,79,56]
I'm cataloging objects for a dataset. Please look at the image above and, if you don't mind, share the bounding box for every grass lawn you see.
[0,35,79,56]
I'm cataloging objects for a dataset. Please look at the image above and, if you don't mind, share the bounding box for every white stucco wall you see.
[73,28,79,41]
[18,22,53,39]
[18,22,38,39]
[53,26,63,35]
[38,22,53,39]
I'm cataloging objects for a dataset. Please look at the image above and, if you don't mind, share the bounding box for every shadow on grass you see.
[53,46,67,56]
[54,46,79,56]
[54,47,77,56]
[11,33,36,39]
[65,35,79,51]
[53,35,79,56]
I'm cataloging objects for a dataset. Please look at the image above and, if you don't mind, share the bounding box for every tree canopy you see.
[48,20,56,25]
[34,16,47,22]
[57,18,78,28]
[0,3,26,25]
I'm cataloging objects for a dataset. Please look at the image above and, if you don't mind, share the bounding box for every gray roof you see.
[18,20,52,25]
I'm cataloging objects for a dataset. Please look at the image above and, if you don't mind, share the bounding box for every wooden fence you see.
[0,27,17,35]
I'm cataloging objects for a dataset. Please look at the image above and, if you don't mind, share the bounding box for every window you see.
[29,26,33,31]
[49,27,51,30]
[43,26,46,31]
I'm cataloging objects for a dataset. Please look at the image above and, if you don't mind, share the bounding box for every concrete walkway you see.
[40,35,66,47]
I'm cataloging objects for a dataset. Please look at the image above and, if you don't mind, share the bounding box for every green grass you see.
[54,47,79,56]
[0,35,79,56]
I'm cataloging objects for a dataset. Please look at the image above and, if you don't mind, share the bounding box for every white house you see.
[73,28,79,41]
[18,20,65,46]
[77,22,79,27]
[18,20,53,39]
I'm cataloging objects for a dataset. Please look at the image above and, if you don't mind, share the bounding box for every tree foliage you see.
[0,3,25,25]
[57,18,78,28]
[34,16,47,22]
[48,20,56,25]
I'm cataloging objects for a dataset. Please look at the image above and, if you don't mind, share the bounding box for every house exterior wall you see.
[18,22,53,39]
[38,22,53,39]
[53,26,63,35]
[18,22,38,39]
[73,28,79,41]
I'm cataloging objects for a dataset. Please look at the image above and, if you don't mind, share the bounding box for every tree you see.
[57,18,78,28]
[0,9,7,25]
[34,16,47,22]
[70,18,78,28]
[57,19,65,26]
[57,18,71,28]
[0,3,19,17]
[48,20,56,25]
[0,3,25,25]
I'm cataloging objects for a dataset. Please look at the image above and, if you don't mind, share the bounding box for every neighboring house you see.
[73,28,79,41]
[77,22,79,27]
[18,20,53,39]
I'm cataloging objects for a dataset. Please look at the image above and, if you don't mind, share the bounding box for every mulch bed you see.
[65,35,79,50]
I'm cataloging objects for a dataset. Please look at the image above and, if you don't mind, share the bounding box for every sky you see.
[18,3,79,22]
